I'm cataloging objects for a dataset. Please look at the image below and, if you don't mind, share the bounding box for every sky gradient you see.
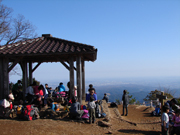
[2,0,180,83]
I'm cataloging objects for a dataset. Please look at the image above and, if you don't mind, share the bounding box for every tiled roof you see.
[0,34,97,62]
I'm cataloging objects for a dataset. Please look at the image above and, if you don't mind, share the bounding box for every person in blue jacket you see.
[58,82,65,92]
[86,88,97,102]
[44,98,58,118]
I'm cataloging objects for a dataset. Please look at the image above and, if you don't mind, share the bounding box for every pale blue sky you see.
[2,0,180,83]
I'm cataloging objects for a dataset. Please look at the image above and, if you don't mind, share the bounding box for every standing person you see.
[88,96,96,124]
[102,93,109,103]
[86,88,97,102]
[162,105,170,135]
[122,90,129,116]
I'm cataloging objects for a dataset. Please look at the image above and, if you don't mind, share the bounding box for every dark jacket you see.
[122,94,129,105]
[102,96,109,103]
[70,102,80,113]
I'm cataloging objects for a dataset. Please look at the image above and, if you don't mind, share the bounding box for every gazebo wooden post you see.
[81,60,85,100]
[76,56,82,104]
[20,61,28,100]
[29,61,33,85]
[0,57,9,99]
[69,57,74,100]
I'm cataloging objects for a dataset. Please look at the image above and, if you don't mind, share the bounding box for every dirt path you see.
[0,104,162,135]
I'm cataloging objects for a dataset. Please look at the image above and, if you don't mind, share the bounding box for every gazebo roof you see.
[0,34,97,62]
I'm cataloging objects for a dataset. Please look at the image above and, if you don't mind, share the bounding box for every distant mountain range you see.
[40,76,180,103]
[94,84,180,103]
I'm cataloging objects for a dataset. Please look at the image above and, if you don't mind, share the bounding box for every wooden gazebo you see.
[0,34,97,104]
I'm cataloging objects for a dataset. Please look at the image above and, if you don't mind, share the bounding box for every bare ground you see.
[0,104,162,135]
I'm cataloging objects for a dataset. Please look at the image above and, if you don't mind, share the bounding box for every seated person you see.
[25,84,35,104]
[86,88,97,102]
[12,80,23,101]
[58,82,65,92]
[32,95,43,111]
[45,84,50,94]
[44,98,58,118]
[70,96,84,119]
[32,81,39,95]
[0,94,14,118]
[102,93,109,103]
[155,105,161,115]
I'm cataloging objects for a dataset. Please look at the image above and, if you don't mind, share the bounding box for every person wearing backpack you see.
[88,96,96,124]
[44,98,58,118]
[16,100,24,119]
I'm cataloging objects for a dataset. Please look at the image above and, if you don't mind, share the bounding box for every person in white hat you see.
[0,94,14,118]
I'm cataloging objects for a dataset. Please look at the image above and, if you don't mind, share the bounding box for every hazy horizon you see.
[3,1,180,89]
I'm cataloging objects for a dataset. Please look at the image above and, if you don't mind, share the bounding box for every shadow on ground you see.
[118,129,161,135]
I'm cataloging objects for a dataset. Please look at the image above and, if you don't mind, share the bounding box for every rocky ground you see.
[0,103,162,135]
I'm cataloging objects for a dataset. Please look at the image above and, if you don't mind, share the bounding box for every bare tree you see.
[0,1,37,46]
[0,2,12,44]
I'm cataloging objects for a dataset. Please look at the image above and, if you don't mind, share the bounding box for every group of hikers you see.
[0,80,110,124]
[161,98,180,135]
[2,81,179,134]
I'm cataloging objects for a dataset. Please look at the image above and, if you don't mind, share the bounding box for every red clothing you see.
[39,89,44,96]
[10,103,13,110]
[34,86,39,95]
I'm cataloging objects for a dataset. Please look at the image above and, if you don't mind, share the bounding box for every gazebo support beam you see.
[69,57,74,100]
[32,62,41,73]
[60,61,77,71]
[60,61,70,71]
[82,60,85,100]
[20,61,28,100]
[8,60,19,73]
[0,58,9,99]
[29,61,33,85]
[76,56,82,104]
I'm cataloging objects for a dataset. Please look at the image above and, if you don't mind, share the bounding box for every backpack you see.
[151,110,156,116]
[81,110,89,120]
[110,102,118,108]
[53,102,60,111]
[95,102,101,118]
[24,105,34,121]
[17,105,23,115]
[101,112,106,118]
